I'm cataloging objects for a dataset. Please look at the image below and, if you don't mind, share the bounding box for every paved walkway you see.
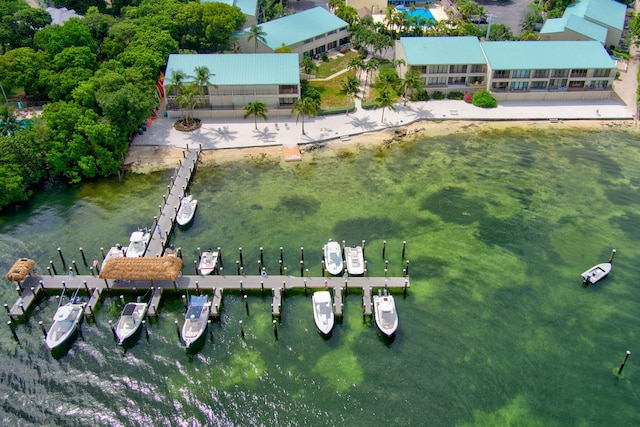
[134,94,635,152]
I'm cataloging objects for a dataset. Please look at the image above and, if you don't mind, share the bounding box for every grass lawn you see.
[310,69,357,109]
[312,50,360,79]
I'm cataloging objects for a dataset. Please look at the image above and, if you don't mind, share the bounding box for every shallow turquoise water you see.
[1,125,640,426]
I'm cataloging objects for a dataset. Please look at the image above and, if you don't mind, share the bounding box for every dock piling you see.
[142,320,149,342]
[120,295,125,305]
[38,321,47,338]
[244,294,249,315]
[182,294,187,311]
[300,247,304,262]
[208,319,213,342]
[382,240,386,258]
[58,247,66,269]
[239,320,245,340]
[279,247,283,264]
[273,319,278,340]
[83,281,90,295]
[48,266,52,276]
[217,247,223,267]
[195,281,199,295]
[73,261,79,275]
[8,320,19,342]
[259,247,264,265]
[15,286,21,297]
[90,266,95,277]
[3,303,9,314]
[402,241,406,259]
[108,320,117,341]
[300,260,304,277]
[175,320,182,344]
[238,247,243,267]
[100,247,105,259]
[79,247,87,267]
[49,260,57,275]
[405,260,410,276]
[618,350,631,375]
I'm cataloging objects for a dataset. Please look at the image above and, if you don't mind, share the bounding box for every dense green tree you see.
[81,7,118,47]
[34,18,98,57]
[100,21,137,60]
[243,101,269,130]
[0,47,48,98]
[51,0,106,15]
[0,8,51,52]
[300,56,318,79]
[117,29,178,81]
[39,46,97,101]
[176,2,245,52]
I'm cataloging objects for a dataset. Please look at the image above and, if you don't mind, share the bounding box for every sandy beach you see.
[124,118,638,173]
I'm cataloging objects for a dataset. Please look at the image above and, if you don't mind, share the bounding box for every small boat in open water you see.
[182,295,211,348]
[373,289,398,337]
[312,291,334,336]
[176,195,197,226]
[323,240,343,276]
[198,249,219,275]
[581,249,616,285]
[126,229,151,258]
[344,245,365,275]
[45,293,85,350]
[114,302,148,345]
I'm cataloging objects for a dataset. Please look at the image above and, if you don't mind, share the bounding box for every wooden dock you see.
[146,146,200,257]
[7,273,409,320]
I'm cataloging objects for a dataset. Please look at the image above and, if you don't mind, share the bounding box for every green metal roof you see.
[480,40,615,70]
[400,37,486,65]
[165,54,300,86]
[202,0,257,17]
[565,15,608,43]
[583,0,626,31]
[540,0,625,35]
[246,7,349,50]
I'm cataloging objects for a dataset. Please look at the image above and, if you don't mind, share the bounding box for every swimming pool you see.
[395,5,437,25]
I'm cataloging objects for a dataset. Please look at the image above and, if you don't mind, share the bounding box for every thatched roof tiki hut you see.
[6,258,36,284]
[99,257,183,282]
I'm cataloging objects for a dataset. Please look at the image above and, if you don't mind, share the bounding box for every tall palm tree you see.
[300,56,317,80]
[374,87,396,123]
[340,75,360,115]
[247,25,267,53]
[243,101,269,130]
[193,66,215,96]
[401,69,423,104]
[291,96,320,135]
[175,84,202,127]
[166,69,187,96]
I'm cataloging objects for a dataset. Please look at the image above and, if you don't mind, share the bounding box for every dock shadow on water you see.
[1,126,640,425]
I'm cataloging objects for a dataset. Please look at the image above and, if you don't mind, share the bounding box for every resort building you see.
[204,0,259,28]
[481,40,616,101]
[394,37,489,94]
[164,53,300,119]
[539,0,627,48]
[395,37,617,101]
[239,7,350,59]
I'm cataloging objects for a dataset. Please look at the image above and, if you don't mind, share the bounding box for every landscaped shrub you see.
[447,91,464,100]
[361,101,378,110]
[412,90,429,101]
[463,92,472,103]
[431,91,445,100]
[321,53,329,62]
[317,103,356,116]
[471,89,498,108]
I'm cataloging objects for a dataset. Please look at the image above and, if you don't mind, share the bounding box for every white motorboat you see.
[312,291,334,336]
[45,296,85,350]
[581,249,616,285]
[323,240,343,276]
[344,245,365,275]
[182,295,211,348]
[176,195,197,226]
[198,249,218,275]
[373,289,398,337]
[126,229,151,258]
[114,302,148,345]
[101,244,125,271]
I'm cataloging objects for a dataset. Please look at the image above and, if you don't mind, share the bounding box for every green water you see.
[1,125,640,426]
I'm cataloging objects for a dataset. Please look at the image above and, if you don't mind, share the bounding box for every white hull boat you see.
[102,244,125,271]
[126,229,151,258]
[581,249,616,285]
[176,195,197,226]
[344,245,365,275]
[198,250,218,275]
[115,302,148,345]
[45,298,85,350]
[312,291,335,336]
[323,240,343,276]
[182,295,211,348]
[373,290,398,337]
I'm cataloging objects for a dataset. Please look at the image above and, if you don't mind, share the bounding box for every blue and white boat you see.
[182,295,211,348]
[45,294,85,350]
[323,240,343,276]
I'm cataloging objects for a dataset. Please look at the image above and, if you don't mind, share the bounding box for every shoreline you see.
[124,118,637,173]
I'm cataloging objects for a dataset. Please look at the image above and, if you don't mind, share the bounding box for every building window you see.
[412,65,427,74]
[533,69,549,78]
[303,39,313,44]
[279,85,298,94]
[530,81,547,90]
[315,45,326,54]
[470,64,485,73]
[327,30,336,35]
[449,64,467,74]
[279,97,296,106]
[315,35,324,41]
[593,68,611,78]
[511,69,531,79]
[570,69,587,77]
[448,76,466,85]
[552,69,569,78]
[569,80,585,88]
[492,82,508,91]
[427,76,447,86]
[590,80,610,89]
[429,64,447,74]
[510,81,528,91]
[493,70,510,79]
[328,41,337,50]
[549,79,568,90]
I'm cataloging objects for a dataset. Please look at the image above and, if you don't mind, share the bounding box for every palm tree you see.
[0,106,19,136]
[401,69,423,104]
[175,84,202,127]
[166,69,188,96]
[193,66,215,96]
[247,25,267,53]
[340,75,360,115]
[301,56,317,80]
[374,87,396,123]
[291,96,320,135]
[347,57,365,80]
[243,101,269,130]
